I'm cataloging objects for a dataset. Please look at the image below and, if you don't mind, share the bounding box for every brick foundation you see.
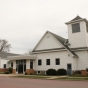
[81,70,87,76]
[26,69,34,75]
[0,68,8,72]
[13,69,16,74]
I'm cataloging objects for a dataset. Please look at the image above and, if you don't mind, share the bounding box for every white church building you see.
[0,16,88,75]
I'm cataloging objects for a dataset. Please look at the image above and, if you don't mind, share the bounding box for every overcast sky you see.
[0,0,88,54]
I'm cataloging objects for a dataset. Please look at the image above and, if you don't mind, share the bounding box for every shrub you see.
[8,67,13,73]
[46,68,57,76]
[73,70,81,75]
[57,69,67,76]
[5,72,9,74]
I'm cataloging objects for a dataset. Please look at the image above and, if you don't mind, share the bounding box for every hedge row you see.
[46,68,67,76]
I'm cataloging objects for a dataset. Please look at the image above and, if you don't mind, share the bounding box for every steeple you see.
[65,16,88,48]
[71,15,83,21]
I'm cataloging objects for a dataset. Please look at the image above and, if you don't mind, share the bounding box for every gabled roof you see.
[50,32,66,45]
[0,52,20,58]
[49,31,77,57]
[71,15,83,21]
[32,31,78,57]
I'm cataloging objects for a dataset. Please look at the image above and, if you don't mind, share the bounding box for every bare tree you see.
[0,39,11,52]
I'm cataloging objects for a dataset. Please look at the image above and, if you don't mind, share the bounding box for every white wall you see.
[13,60,16,69]
[0,58,9,68]
[76,50,88,70]
[33,51,76,71]
[35,32,63,50]
[67,21,87,48]
[26,59,30,69]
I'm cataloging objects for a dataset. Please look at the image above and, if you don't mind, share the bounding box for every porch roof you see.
[7,55,37,60]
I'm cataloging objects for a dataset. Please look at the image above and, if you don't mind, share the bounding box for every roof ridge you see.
[71,15,83,21]
[48,31,66,40]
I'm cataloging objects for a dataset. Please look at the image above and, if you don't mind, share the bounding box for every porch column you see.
[13,60,16,74]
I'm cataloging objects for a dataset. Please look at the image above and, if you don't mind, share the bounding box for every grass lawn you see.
[55,77,88,81]
[0,72,5,74]
[13,75,88,81]
[13,75,50,79]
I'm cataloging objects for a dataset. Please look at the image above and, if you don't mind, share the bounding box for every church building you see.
[1,16,88,75]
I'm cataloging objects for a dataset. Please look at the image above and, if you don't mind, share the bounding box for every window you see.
[46,59,50,65]
[86,68,88,72]
[3,64,6,68]
[11,62,13,67]
[38,59,42,65]
[30,61,33,69]
[55,58,60,65]
[37,71,40,74]
[72,23,80,33]
[86,24,88,32]
[16,60,26,64]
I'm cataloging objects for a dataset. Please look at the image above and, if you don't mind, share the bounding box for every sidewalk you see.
[0,74,24,77]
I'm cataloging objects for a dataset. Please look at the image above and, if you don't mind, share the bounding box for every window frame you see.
[38,59,42,66]
[55,58,60,65]
[3,64,6,68]
[46,59,50,65]
[72,23,80,33]
[11,62,13,67]
[30,61,33,69]
[37,71,40,74]
[86,68,88,72]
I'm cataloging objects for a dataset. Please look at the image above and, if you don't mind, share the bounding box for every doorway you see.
[18,64,23,73]
[67,64,72,75]
[16,60,26,74]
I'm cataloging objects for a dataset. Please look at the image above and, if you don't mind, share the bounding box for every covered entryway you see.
[7,55,36,74]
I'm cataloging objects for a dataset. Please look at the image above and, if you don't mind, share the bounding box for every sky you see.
[0,0,88,54]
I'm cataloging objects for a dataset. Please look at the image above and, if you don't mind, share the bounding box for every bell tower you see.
[65,16,88,48]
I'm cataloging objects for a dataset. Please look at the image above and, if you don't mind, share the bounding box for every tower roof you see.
[71,15,83,21]
[65,15,88,24]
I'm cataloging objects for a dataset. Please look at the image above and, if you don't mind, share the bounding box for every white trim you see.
[7,55,37,60]
[32,31,49,51]
[32,49,66,54]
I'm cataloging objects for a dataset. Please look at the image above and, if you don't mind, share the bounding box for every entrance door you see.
[18,64,23,73]
[67,64,72,75]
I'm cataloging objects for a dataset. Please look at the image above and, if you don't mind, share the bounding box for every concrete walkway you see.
[0,74,24,77]
[0,74,67,79]
[46,76,67,79]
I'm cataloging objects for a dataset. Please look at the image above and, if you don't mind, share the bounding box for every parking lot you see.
[0,77,88,88]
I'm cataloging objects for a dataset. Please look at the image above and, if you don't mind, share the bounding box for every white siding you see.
[76,51,88,70]
[0,58,9,68]
[68,21,87,48]
[35,33,63,50]
[13,60,16,69]
[26,59,30,69]
[33,51,76,71]
[85,22,88,47]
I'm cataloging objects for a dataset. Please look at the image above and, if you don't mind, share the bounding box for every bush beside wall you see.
[46,69,57,76]
[57,69,67,76]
